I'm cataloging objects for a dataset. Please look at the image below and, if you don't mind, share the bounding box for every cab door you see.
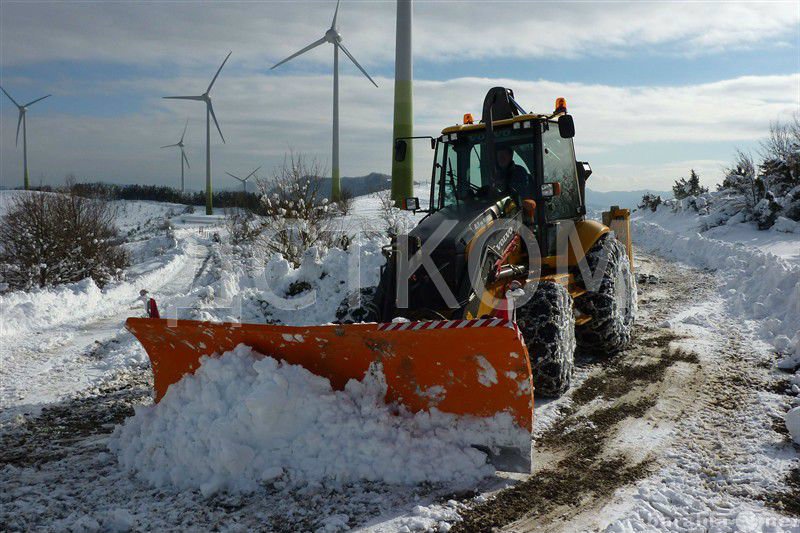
[541,121,583,222]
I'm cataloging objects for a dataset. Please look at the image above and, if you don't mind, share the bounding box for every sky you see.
[0,0,798,193]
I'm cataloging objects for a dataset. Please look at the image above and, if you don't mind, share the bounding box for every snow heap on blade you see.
[110,345,529,495]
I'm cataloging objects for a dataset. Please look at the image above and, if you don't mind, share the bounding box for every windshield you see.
[434,128,535,210]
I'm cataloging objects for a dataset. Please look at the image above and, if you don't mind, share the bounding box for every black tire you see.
[334,287,379,323]
[516,281,576,397]
[574,235,637,354]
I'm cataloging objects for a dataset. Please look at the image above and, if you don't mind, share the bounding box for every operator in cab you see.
[494,146,532,197]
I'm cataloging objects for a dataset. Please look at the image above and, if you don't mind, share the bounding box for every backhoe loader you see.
[126,87,636,475]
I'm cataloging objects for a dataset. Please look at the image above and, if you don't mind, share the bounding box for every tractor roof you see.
[441,112,559,135]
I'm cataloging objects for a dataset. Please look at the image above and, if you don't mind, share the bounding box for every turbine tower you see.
[271,0,377,202]
[391,0,414,204]
[164,52,231,215]
[160,119,190,192]
[1,86,51,190]
[225,166,261,193]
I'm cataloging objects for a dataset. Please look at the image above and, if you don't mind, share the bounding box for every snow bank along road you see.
[2,247,797,532]
[0,232,211,419]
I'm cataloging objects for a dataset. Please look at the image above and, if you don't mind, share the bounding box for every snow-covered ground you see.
[1,190,799,532]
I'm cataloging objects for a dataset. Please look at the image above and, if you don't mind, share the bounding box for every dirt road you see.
[1,251,796,532]
[452,254,798,532]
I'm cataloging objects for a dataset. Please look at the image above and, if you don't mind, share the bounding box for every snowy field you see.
[1,190,799,532]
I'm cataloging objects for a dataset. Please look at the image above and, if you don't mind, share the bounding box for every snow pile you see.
[110,345,525,494]
[633,219,800,361]
[786,407,800,444]
[201,239,387,326]
[0,238,188,338]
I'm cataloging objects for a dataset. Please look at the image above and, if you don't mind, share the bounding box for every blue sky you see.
[1,1,798,192]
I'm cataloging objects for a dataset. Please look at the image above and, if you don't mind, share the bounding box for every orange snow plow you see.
[126,317,534,473]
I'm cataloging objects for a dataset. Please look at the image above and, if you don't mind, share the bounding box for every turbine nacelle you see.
[325,28,342,44]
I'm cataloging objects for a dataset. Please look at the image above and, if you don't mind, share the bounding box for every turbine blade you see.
[182,148,190,169]
[23,94,51,107]
[246,165,262,179]
[208,101,225,143]
[271,37,327,70]
[163,95,205,101]
[161,143,180,148]
[0,85,20,107]
[225,172,240,180]
[207,51,232,93]
[331,0,341,29]
[16,111,22,146]
[180,118,188,142]
[337,42,378,87]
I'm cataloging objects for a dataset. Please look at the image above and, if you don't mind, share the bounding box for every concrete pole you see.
[332,44,341,202]
[391,0,413,204]
[205,104,212,215]
[22,113,29,190]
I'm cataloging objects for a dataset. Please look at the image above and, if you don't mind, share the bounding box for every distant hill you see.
[584,188,671,210]
[321,173,392,197]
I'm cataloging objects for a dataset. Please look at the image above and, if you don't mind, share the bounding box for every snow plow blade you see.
[125,317,534,473]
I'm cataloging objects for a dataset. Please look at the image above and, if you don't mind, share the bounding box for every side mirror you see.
[402,197,420,212]
[577,161,592,181]
[558,115,575,139]
[541,182,562,198]
[394,140,408,162]
[430,138,436,150]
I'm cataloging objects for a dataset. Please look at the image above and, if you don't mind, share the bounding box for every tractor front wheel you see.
[516,281,576,397]
[575,235,637,354]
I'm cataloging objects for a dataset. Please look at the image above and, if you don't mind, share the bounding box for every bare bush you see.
[256,154,350,265]
[376,190,413,237]
[224,208,262,246]
[336,187,356,215]
[0,191,129,290]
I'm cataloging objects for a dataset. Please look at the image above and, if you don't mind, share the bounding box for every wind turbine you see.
[0,86,51,190]
[164,51,231,215]
[225,165,261,193]
[271,0,377,202]
[161,119,190,192]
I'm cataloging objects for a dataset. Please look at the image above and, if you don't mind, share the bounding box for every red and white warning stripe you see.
[377,318,524,341]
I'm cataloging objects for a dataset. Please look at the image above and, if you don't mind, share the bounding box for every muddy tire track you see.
[453,254,716,532]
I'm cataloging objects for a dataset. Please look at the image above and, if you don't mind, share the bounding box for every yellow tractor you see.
[126,87,636,474]
[340,86,637,396]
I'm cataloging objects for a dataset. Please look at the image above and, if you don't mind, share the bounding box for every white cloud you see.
[593,159,729,192]
[2,72,796,191]
[0,1,797,69]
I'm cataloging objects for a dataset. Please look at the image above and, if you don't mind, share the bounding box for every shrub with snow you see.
[707,116,800,230]
[752,192,782,230]
[638,193,663,212]
[254,154,352,266]
[672,169,708,201]
[0,191,129,291]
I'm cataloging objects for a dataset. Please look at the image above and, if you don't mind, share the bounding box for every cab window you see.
[436,128,535,210]
[542,122,581,220]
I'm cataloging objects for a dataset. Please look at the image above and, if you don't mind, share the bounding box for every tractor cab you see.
[396,87,593,258]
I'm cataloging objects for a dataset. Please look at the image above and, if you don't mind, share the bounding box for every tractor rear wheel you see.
[575,235,637,354]
[516,281,576,397]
